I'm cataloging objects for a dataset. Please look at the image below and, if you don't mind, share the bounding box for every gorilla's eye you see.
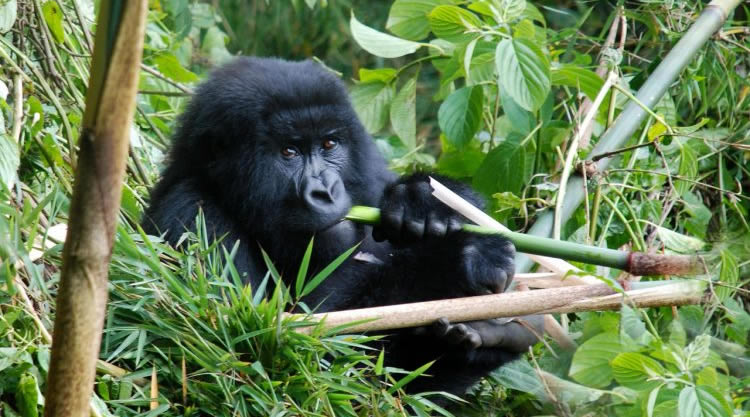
[322,139,338,150]
[281,146,299,158]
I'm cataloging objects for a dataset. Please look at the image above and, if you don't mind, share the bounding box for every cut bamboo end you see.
[626,253,702,276]
[287,281,706,334]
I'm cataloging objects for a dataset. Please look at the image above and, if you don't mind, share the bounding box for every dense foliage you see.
[0,0,748,416]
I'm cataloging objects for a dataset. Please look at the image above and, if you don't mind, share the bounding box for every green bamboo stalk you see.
[516,0,742,273]
[346,206,700,276]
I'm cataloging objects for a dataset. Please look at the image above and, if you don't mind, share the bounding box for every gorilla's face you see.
[258,105,353,233]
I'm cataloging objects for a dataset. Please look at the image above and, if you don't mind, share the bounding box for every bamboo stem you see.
[346,206,700,276]
[44,2,148,416]
[289,281,706,334]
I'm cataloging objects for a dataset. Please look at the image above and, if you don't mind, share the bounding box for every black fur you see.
[144,57,538,396]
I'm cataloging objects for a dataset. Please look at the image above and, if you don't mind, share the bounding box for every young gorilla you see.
[144,57,541,395]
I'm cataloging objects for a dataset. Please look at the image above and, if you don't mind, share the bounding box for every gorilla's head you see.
[166,58,388,234]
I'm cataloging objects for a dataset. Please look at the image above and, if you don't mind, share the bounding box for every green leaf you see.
[0,0,17,33]
[611,352,665,390]
[388,360,434,394]
[437,86,483,147]
[200,26,231,66]
[428,5,481,42]
[620,305,649,344]
[654,226,706,253]
[41,1,64,43]
[390,77,417,149]
[386,0,453,41]
[472,137,530,196]
[350,13,422,58]
[351,82,395,133]
[153,54,199,83]
[569,332,622,388]
[495,38,550,111]
[301,243,360,298]
[294,237,314,298]
[676,144,697,196]
[0,134,19,191]
[15,373,38,417]
[359,68,398,84]
[550,66,605,102]
[678,386,732,417]
[716,249,738,301]
[684,334,711,371]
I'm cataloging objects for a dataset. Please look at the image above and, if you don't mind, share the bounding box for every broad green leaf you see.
[0,134,19,191]
[496,38,550,111]
[654,226,706,253]
[467,52,496,85]
[684,334,711,370]
[0,0,17,33]
[500,88,535,135]
[472,137,530,196]
[716,249,738,301]
[153,54,199,83]
[42,1,64,43]
[620,305,649,344]
[359,67,398,84]
[495,0,526,23]
[351,82,395,133]
[428,5,481,42]
[435,134,484,177]
[513,18,535,39]
[390,77,417,149]
[16,373,39,417]
[668,319,687,347]
[386,0,453,41]
[678,386,732,417]
[569,332,623,388]
[492,192,522,211]
[437,86,483,147]
[350,13,422,58]
[611,352,665,390]
[200,26,231,65]
[676,144,697,196]
[550,65,605,102]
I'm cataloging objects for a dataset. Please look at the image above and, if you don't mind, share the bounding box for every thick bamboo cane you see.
[288,281,706,334]
[44,2,148,416]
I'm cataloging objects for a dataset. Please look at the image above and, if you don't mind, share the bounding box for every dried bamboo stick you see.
[289,281,706,334]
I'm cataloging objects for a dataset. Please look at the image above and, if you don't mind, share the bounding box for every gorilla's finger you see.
[404,219,426,240]
[430,317,451,337]
[479,316,544,352]
[381,205,405,241]
[448,218,463,234]
[425,212,448,238]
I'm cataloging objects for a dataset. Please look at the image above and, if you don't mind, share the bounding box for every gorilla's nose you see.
[301,171,346,212]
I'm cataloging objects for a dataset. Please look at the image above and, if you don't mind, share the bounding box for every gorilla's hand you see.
[373,174,466,244]
[457,234,515,295]
[424,316,544,352]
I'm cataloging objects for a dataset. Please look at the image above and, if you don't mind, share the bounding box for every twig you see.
[140,64,194,94]
[11,72,23,143]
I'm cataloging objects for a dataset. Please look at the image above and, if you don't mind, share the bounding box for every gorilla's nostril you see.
[310,189,333,203]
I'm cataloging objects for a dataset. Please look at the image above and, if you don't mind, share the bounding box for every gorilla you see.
[143,57,541,395]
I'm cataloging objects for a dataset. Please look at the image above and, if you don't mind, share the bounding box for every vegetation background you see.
[0,0,748,416]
